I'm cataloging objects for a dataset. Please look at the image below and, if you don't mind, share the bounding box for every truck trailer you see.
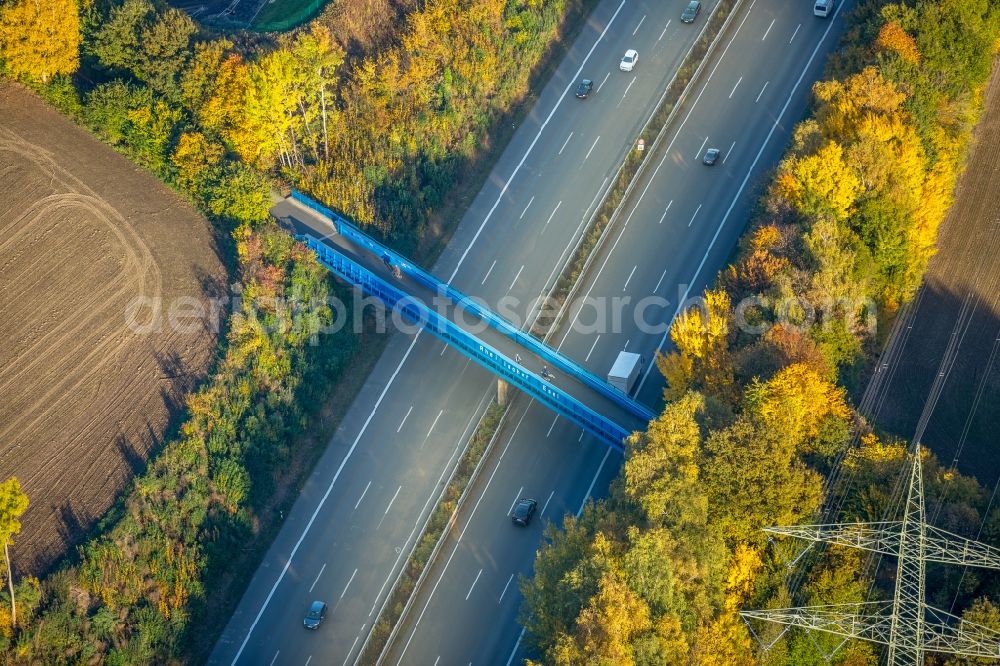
[608,351,643,394]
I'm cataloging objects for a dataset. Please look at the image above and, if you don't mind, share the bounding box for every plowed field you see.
[867,65,1000,488]
[0,84,228,574]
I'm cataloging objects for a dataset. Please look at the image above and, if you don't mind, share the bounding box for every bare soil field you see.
[868,64,1000,488]
[0,84,228,575]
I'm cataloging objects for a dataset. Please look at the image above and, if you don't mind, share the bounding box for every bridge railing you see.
[289,190,656,424]
[300,234,629,451]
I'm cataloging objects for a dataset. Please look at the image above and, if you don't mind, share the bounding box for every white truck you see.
[608,351,643,394]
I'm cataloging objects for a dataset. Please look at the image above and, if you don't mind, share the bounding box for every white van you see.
[814,0,833,17]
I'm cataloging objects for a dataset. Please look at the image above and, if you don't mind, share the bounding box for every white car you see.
[619,49,638,72]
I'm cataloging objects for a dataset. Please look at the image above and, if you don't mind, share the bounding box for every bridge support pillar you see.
[497,378,510,407]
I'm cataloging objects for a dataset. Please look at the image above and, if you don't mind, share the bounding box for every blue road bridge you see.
[271,191,655,451]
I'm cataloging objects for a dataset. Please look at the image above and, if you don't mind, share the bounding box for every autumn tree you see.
[0,0,80,83]
[658,289,734,401]
[0,478,28,631]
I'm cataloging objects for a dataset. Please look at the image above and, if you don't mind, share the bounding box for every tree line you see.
[520,1,1000,664]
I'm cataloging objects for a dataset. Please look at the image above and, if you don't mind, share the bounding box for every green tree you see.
[0,478,29,631]
[90,0,153,72]
[135,8,196,99]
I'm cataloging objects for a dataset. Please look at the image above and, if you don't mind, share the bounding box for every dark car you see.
[511,498,538,526]
[575,79,593,99]
[303,600,328,629]
[703,147,721,165]
[681,0,702,23]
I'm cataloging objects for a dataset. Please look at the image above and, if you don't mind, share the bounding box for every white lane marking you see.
[384,485,402,515]
[546,415,559,437]
[270,651,279,666]
[498,573,515,604]
[658,200,673,224]
[481,259,497,285]
[396,405,413,433]
[623,338,630,351]
[583,176,610,221]
[584,136,601,161]
[433,658,440,666]
[465,569,484,601]
[618,77,637,107]
[229,331,426,665]
[654,269,668,293]
[508,265,525,292]
[688,204,703,227]
[425,409,444,440]
[342,625,365,666]
[309,563,327,593]
[729,75,742,99]
[755,80,769,103]
[340,568,358,599]
[558,132,573,155]
[507,486,524,516]
[505,631,525,666]
[354,481,371,510]
[519,196,534,219]
[447,0,629,283]
[557,2,760,354]
[659,20,671,40]
[540,490,556,517]
[578,430,585,442]
[789,23,801,44]
[578,449,613,516]
[440,343,448,356]
[622,265,637,292]
[633,14,646,35]
[584,334,601,362]
[762,18,775,40]
[596,71,611,93]
[543,200,563,230]
[395,408,533,665]
[368,393,492,619]
[637,0,845,395]
[695,136,709,159]
[723,141,736,164]
[305,656,312,666]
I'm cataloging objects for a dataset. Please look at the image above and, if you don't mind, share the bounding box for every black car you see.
[681,0,702,23]
[575,79,593,99]
[703,148,721,165]
[303,600,328,629]
[511,498,538,526]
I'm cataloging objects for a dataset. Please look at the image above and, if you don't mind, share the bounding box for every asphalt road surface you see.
[210,1,725,664]
[213,0,853,662]
[385,1,851,664]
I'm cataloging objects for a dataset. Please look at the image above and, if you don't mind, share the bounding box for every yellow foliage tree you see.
[658,289,734,400]
[876,21,920,64]
[0,0,80,83]
[774,140,861,220]
[171,131,223,190]
[745,362,850,448]
[571,570,652,666]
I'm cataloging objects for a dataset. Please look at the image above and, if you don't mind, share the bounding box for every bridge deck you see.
[271,198,649,444]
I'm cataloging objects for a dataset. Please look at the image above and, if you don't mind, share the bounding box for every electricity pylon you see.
[741,450,1000,663]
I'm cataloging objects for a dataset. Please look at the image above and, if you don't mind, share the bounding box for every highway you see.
[210,0,722,664]
[385,1,851,664]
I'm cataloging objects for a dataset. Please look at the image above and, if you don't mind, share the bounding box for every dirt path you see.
[0,84,228,574]
[868,63,1000,488]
